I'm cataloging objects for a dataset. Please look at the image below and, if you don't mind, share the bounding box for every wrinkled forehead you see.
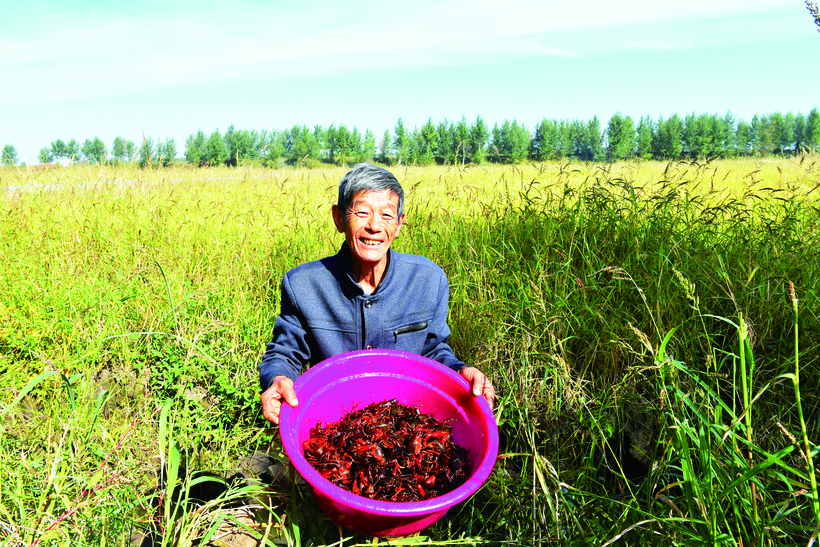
[347,189,401,211]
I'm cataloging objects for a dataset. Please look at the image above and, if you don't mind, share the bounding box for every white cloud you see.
[0,0,797,103]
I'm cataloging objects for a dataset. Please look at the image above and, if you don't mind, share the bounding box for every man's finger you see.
[482,381,495,407]
[473,375,483,396]
[280,382,299,407]
[263,399,282,424]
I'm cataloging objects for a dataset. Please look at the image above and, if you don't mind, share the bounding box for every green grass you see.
[1,157,818,545]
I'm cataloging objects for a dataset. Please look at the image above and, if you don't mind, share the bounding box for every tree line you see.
[3,108,819,168]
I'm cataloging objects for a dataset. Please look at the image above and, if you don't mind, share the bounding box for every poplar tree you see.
[531,118,557,161]
[111,137,128,163]
[769,112,786,154]
[312,126,325,159]
[138,137,154,168]
[336,125,353,163]
[606,113,636,160]
[711,115,728,158]
[566,120,583,160]
[469,116,488,164]
[265,131,286,165]
[2,144,17,165]
[378,129,391,164]
[781,112,796,153]
[454,116,470,167]
[654,115,684,159]
[288,125,310,164]
[325,125,338,163]
[417,117,437,165]
[556,120,575,159]
[224,125,237,165]
[185,131,207,166]
[794,113,807,152]
[126,141,137,162]
[585,117,605,161]
[436,120,454,165]
[736,120,753,156]
[81,137,107,164]
[49,139,68,160]
[38,147,54,164]
[81,138,94,163]
[751,114,773,155]
[490,122,504,162]
[635,116,654,160]
[350,127,364,163]
[509,120,531,162]
[303,125,321,162]
[394,119,409,165]
[157,139,176,167]
[530,119,544,161]
[205,130,228,166]
[683,113,715,158]
[361,129,376,163]
[222,127,257,165]
[66,139,81,163]
[723,112,738,157]
[806,107,820,149]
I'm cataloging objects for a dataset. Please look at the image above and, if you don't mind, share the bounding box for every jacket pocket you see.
[392,321,428,343]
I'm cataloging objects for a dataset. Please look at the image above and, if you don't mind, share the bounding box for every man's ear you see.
[395,213,405,235]
[331,205,345,233]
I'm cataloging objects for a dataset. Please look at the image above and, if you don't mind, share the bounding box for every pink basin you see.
[279,349,499,537]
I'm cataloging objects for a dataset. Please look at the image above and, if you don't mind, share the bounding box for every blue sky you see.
[2,0,818,164]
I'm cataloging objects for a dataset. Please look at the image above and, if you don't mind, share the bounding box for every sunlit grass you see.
[1,156,819,545]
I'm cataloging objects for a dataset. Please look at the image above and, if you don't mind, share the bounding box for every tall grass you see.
[1,157,818,545]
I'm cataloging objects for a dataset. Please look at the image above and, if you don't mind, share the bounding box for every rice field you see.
[1,156,818,545]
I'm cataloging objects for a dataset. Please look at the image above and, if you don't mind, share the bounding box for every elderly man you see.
[260,163,495,424]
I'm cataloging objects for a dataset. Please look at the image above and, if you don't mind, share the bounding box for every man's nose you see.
[367,214,382,231]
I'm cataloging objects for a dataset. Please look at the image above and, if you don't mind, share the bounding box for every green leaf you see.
[200,513,225,544]
[0,370,59,417]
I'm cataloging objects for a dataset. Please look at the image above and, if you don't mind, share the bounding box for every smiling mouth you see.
[359,238,383,247]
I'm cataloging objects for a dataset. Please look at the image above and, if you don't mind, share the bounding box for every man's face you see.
[332,189,404,271]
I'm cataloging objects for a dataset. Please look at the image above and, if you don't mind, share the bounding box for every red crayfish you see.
[303,399,471,502]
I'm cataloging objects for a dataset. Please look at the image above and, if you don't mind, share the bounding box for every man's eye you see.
[355,211,369,218]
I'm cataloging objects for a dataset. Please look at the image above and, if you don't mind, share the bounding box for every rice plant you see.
[1,156,818,545]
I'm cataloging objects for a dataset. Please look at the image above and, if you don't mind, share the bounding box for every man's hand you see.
[261,375,299,425]
[459,366,495,408]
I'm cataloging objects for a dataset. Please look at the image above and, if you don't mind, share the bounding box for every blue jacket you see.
[258,243,466,391]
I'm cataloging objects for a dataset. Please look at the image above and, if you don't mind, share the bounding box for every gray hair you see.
[337,163,404,222]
